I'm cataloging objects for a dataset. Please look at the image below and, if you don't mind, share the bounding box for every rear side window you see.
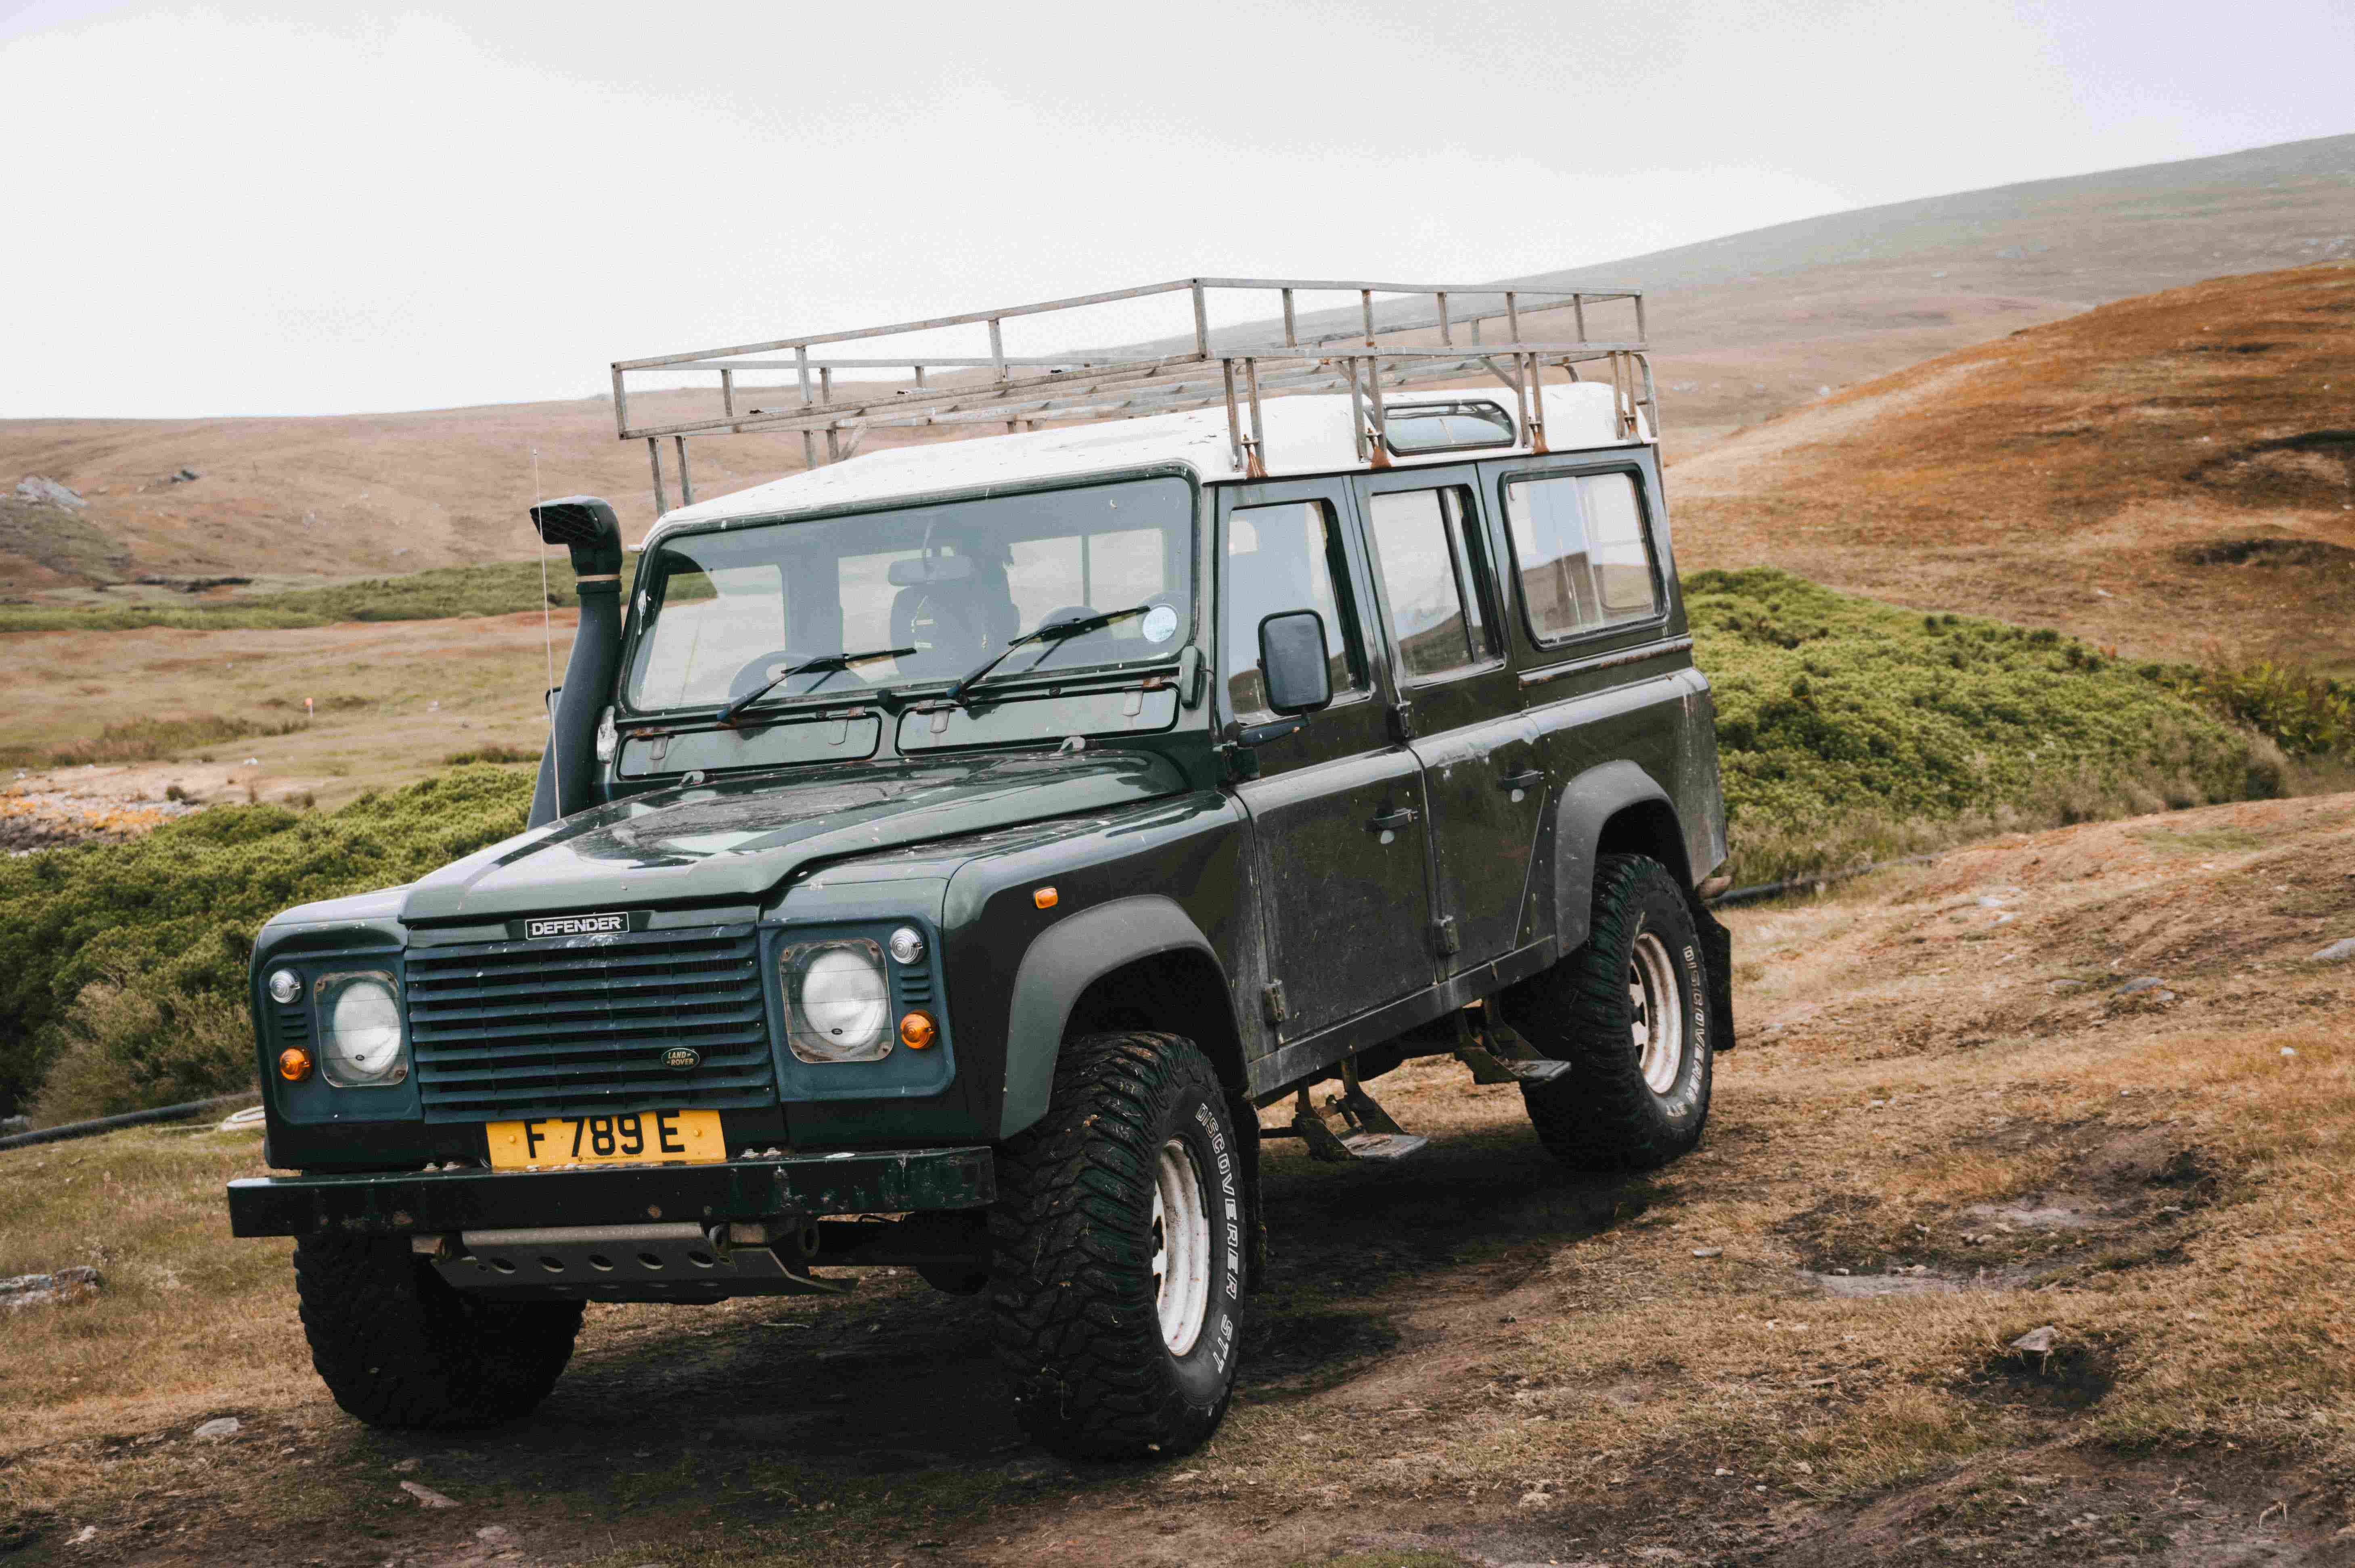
[1223,499,1365,719]
[1365,486,1498,682]
[1501,471,1660,642]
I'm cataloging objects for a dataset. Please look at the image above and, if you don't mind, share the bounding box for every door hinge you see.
[1433,916,1460,956]
[1388,700,1417,744]
[1262,981,1288,1025]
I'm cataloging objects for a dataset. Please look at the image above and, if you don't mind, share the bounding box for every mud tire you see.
[1509,853,1713,1171]
[293,1234,583,1430]
[987,1031,1246,1460]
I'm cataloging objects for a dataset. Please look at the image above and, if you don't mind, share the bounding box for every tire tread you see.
[987,1031,1235,1459]
[1515,853,1711,1171]
[294,1234,581,1430]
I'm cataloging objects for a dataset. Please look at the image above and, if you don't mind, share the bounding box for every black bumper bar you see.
[226,1146,995,1238]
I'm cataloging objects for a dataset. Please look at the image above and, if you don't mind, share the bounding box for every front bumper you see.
[226,1145,994,1238]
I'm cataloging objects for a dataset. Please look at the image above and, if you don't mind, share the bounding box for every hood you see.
[398,749,1188,923]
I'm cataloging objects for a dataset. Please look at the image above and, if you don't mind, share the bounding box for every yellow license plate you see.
[484,1109,726,1170]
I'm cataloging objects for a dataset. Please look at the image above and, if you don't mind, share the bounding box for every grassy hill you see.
[5,571,2314,1123]
[1668,261,2355,675]
[3,136,2349,598]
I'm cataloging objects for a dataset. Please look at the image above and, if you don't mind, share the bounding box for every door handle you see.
[1499,769,1546,791]
[1367,807,1419,832]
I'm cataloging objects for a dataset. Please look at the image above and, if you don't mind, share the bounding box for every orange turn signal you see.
[898,1011,938,1051]
[1033,886,1058,909]
[278,1046,312,1082]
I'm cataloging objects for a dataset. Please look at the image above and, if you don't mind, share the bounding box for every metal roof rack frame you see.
[610,278,1656,510]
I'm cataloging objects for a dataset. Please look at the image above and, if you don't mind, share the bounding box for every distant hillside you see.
[1202,133,2355,440]
[2,135,2348,597]
[1667,261,2355,674]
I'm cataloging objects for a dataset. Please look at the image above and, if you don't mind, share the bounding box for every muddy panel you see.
[1235,745,1433,1042]
[1411,709,1547,972]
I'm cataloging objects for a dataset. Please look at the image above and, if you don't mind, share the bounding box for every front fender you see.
[999,895,1223,1138]
[1546,758,1679,954]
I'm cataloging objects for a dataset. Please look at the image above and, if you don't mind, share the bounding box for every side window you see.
[1502,470,1660,643]
[1223,499,1364,719]
[1580,473,1658,616]
[1365,486,1497,682]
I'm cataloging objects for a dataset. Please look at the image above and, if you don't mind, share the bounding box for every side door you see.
[1218,478,1435,1043]
[1350,466,1546,975]
[1489,454,1697,919]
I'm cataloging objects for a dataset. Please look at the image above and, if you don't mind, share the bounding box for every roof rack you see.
[610,277,1655,509]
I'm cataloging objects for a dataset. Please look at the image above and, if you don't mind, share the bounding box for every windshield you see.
[624,476,1195,715]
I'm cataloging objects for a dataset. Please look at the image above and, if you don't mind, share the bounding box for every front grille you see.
[405,923,774,1123]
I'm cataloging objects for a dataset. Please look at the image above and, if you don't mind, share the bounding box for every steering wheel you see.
[722,648,815,703]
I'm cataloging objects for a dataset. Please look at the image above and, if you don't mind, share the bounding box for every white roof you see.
[651,382,1647,539]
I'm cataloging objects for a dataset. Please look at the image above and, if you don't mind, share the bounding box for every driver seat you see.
[890,583,990,677]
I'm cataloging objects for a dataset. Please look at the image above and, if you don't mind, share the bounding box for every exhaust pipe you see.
[527,496,624,828]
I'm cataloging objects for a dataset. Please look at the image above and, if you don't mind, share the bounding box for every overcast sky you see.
[2,0,2348,419]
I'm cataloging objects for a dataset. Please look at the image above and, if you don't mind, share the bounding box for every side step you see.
[1286,1068,1428,1163]
[1458,1045,1572,1085]
[1455,1006,1571,1085]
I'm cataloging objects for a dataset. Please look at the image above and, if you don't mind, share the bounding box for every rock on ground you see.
[14,476,86,509]
[0,1266,100,1310]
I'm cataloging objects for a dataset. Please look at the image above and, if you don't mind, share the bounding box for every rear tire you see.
[987,1031,1246,1460]
[294,1234,582,1430]
[1509,853,1713,1171]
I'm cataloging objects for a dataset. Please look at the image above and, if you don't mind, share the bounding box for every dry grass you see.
[2,793,2351,1564]
[0,611,572,810]
[0,712,308,772]
[1670,263,2355,675]
[0,1125,299,1451]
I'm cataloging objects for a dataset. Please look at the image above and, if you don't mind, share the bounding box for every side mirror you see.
[1258,609,1333,717]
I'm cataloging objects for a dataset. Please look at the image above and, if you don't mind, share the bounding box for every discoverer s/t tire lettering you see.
[987,1031,1246,1459]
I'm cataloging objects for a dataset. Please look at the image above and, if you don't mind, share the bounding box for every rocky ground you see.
[0,771,199,853]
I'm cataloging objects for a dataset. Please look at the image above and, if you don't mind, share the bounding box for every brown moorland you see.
[4,136,2350,596]
[2,791,2351,1565]
[1670,262,2355,673]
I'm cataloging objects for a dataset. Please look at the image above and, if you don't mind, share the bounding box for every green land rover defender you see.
[228,278,1733,1459]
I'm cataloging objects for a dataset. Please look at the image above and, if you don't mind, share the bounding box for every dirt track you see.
[5,792,2351,1566]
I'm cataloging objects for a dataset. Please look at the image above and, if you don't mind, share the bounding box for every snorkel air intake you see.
[526,496,625,829]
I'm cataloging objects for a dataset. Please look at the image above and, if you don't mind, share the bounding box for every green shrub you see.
[444,742,541,766]
[27,980,253,1127]
[2146,656,2355,760]
[0,767,534,1113]
[1687,569,2282,884]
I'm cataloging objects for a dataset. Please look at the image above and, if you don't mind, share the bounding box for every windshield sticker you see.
[1141,604,1179,644]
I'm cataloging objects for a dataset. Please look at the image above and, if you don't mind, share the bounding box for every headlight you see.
[314,971,408,1087]
[783,941,891,1063]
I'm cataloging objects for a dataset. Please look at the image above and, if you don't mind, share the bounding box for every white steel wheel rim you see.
[1150,1136,1213,1357]
[1629,928,1687,1095]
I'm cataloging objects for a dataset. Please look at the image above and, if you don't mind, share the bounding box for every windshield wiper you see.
[942,605,1155,707]
[717,644,915,728]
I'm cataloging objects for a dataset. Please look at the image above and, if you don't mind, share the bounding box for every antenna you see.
[532,447,560,815]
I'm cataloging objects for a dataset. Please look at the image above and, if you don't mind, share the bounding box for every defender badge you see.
[523,910,629,940]
[662,1047,701,1072]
